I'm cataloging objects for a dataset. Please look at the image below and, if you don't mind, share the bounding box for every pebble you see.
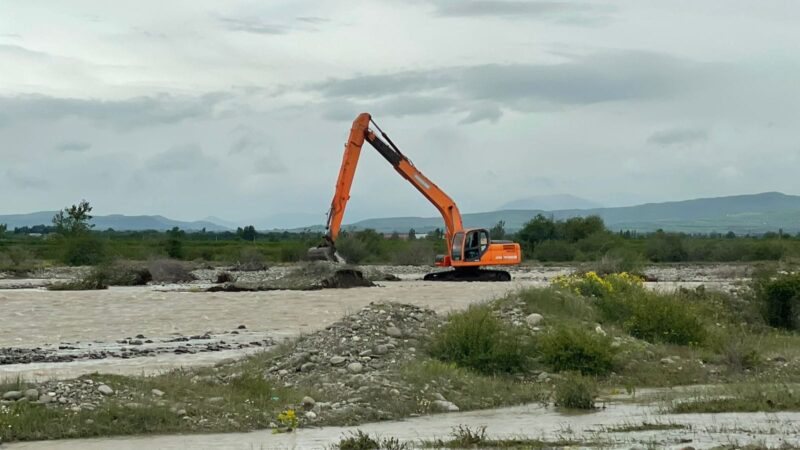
[300,362,316,372]
[97,385,114,395]
[2,391,22,401]
[24,389,39,401]
[525,313,544,326]
[329,356,346,366]
[374,344,389,355]
[432,400,460,412]
[301,396,316,408]
[151,389,165,397]
[207,397,224,403]
[347,362,364,374]
[175,409,187,417]
[537,372,550,382]
[305,411,317,419]
[385,326,403,338]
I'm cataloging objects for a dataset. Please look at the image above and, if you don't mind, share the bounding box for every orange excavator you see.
[308,113,522,281]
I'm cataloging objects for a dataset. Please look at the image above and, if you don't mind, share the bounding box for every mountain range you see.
[341,192,800,235]
[2,192,799,234]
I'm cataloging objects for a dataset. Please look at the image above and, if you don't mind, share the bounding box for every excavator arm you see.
[322,113,463,246]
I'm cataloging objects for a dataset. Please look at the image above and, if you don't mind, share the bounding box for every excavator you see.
[308,113,522,281]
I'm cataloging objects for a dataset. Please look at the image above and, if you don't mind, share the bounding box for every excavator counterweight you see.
[309,113,522,281]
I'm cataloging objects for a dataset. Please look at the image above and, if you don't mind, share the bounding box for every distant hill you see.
[0,212,229,232]
[343,192,800,234]
[501,194,602,211]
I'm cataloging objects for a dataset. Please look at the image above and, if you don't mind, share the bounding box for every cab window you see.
[451,232,465,261]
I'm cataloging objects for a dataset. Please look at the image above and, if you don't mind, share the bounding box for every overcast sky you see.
[2,1,799,227]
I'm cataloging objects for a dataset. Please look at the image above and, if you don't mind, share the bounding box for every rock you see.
[661,357,675,365]
[385,326,403,338]
[305,411,317,419]
[24,389,39,401]
[38,394,53,404]
[278,369,289,376]
[97,385,114,395]
[525,313,544,326]
[390,389,400,396]
[175,409,187,417]
[595,325,607,336]
[433,393,446,401]
[2,391,22,401]
[374,344,389,355]
[432,400,460,412]
[237,325,247,330]
[207,397,224,403]
[347,362,364,374]
[300,362,316,372]
[301,396,316,409]
[537,372,550,382]
[151,389,165,397]
[329,356,346,366]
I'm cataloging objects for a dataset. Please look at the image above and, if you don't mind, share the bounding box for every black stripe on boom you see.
[367,135,403,167]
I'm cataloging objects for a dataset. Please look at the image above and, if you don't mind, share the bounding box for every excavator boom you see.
[310,113,522,281]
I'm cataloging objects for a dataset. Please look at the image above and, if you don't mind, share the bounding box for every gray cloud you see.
[216,16,287,35]
[310,51,713,121]
[0,93,228,131]
[459,104,503,124]
[253,156,287,174]
[55,141,92,152]
[432,0,613,20]
[648,127,709,147]
[146,144,212,172]
[6,170,50,189]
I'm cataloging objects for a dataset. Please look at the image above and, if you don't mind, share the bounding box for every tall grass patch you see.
[427,305,534,374]
[538,326,616,375]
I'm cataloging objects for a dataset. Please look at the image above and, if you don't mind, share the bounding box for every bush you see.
[62,236,106,266]
[645,232,687,262]
[755,273,800,330]
[532,240,576,262]
[427,305,533,374]
[586,248,645,276]
[538,326,616,375]
[553,373,597,410]
[336,236,368,264]
[621,292,707,345]
[336,430,406,450]
[234,247,267,271]
[147,259,196,283]
[93,261,152,286]
[391,240,434,265]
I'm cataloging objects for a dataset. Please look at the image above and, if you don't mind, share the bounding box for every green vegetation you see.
[0,367,302,442]
[538,326,615,375]
[336,430,407,450]
[754,273,800,330]
[670,382,800,413]
[427,305,533,374]
[553,372,597,410]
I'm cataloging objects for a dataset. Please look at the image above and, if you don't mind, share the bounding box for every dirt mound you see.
[259,302,440,424]
[207,263,376,291]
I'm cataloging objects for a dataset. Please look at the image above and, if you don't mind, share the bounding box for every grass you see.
[603,421,687,432]
[670,382,800,413]
[538,326,616,375]
[553,373,597,410]
[427,305,534,375]
[0,357,304,442]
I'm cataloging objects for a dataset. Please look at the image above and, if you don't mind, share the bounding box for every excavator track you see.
[423,268,511,282]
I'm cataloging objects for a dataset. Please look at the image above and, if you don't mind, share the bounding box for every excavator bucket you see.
[306,246,346,263]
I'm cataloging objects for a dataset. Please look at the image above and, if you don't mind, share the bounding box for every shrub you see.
[48,272,109,291]
[391,240,434,265]
[234,247,267,271]
[553,373,597,410]
[532,240,576,262]
[93,261,152,286]
[337,430,379,450]
[586,248,645,276]
[622,292,706,345]
[449,425,487,447]
[755,273,800,330]
[148,259,196,283]
[551,271,614,298]
[645,232,687,262]
[62,236,106,266]
[427,305,533,374]
[336,236,368,264]
[538,326,616,376]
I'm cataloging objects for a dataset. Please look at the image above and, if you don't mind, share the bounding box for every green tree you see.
[52,200,94,236]
[165,227,185,259]
[518,214,556,248]
[408,228,417,240]
[0,223,6,238]
[238,225,257,242]
[489,220,506,240]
